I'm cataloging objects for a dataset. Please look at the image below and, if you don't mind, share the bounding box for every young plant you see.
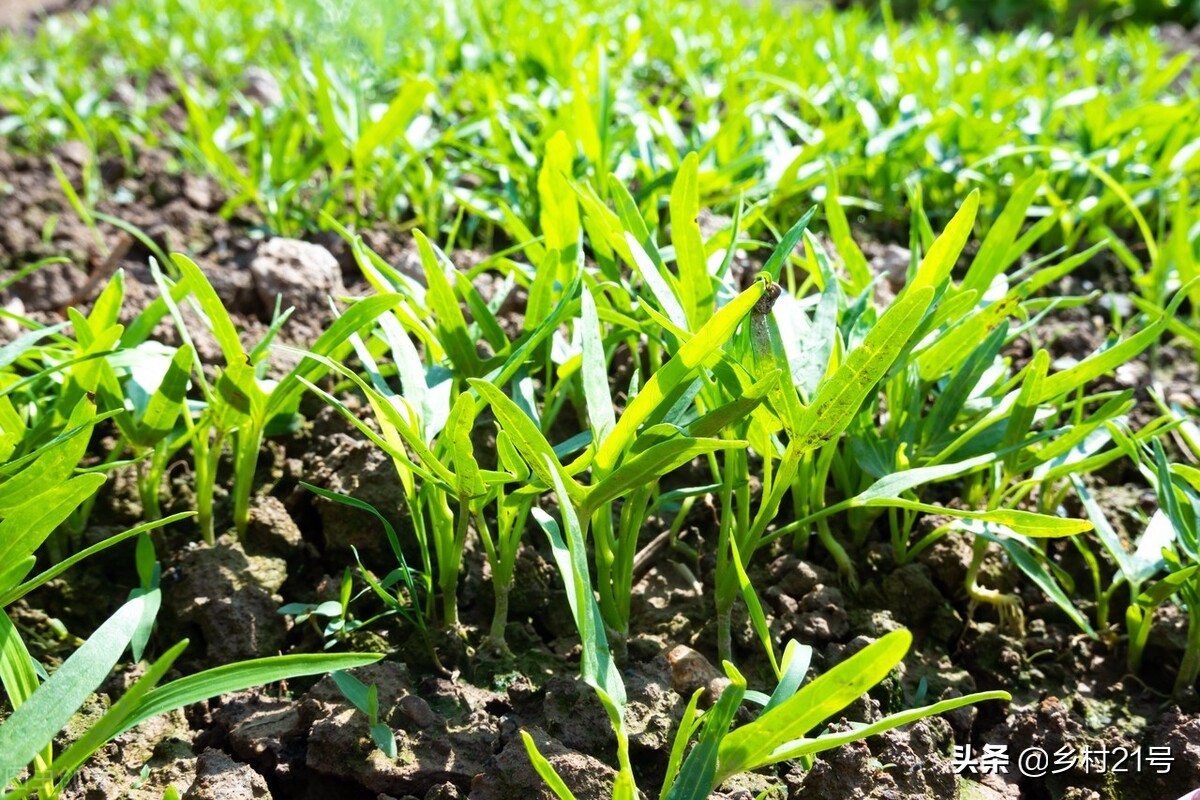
[472,275,766,647]
[296,328,481,633]
[63,269,195,522]
[0,398,382,797]
[331,670,398,758]
[290,484,435,659]
[524,465,1009,800]
[1110,426,1200,694]
[150,254,402,541]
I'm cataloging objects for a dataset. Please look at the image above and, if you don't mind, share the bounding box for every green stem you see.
[715,450,738,663]
[232,420,265,537]
[487,583,510,650]
[1175,603,1200,696]
[1127,601,1151,674]
[591,506,622,636]
[429,492,462,630]
[817,518,856,590]
[717,609,733,666]
[137,449,162,521]
[195,430,224,546]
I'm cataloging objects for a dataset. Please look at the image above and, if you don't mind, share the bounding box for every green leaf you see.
[1036,317,1166,403]
[909,191,978,293]
[538,131,581,255]
[959,172,1042,297]
[730,536,778,677]
[87,269,125,330]
[531,499,623,706]
[764,640,812,714]
[416,231,482,377]
[671,153,714,326]
[765,690,1011,764]
[667,663,747,800]
[873,499,1091,538]
[519,732,579,800]
[659,689,705,800]
[117,652,382,735]
[0,473,107,567]
[269,293,404,418]
[580,288,616,443]
[626,233,688,331]
[1,513,194,608]
[294,364,451,488]
[586,437,744,515]
[50,639,187,784]
[469,379,584,506]
[597,281,765,474]
[0,324,68,372]
[171,255,255,376]
[794,287,934,451]
[1137,566,1199,609]
[299,484,418,605]
[0,591,157,774]
[131,343,193,446]
[1002,350,1048,471]
[823,172,871,293]
[0,610,40,712]
[762,208,818,281]
[0,558,34,599]
[352,79,433,167]
[0,408,96,514]
[686,371,778,438]
[331,670,371,713]
[447,393,486,500]
[716,630,913,780]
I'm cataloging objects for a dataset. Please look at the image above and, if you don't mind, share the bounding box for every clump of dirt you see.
[164,535,290,667]
[183,749,272,800]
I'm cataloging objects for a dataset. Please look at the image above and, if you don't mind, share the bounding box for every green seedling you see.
[64,270,196,523]
[1072,473,1173,636]
[279,567,359,647]
[150,254,402,542]
[0,399,381,798]
[473,275,767,646]
[1111,425,1200,694]
[525,463,1009,800]
[331,670,398,759]
[294,329,481,633]
[2,0,1195,272]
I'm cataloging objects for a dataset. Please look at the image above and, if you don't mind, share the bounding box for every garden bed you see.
[2,2,1199,800]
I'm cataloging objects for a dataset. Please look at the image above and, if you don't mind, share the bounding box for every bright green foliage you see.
[0,388,380,797]
[1108,417,1200,695]
[2,0,1199,787]
[525,486,1008,799]
[0,0,1195,290]
[148,254,401,541]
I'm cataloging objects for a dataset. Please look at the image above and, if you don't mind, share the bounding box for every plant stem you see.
[232,421,265,537]
[817,523,856,589]
[1175,604,1200,695]
[137,450,162,521]
[487,583,510,650]
[591,506,622,636]
[717,610,733,668]
[965,536,1024,636]
[195,430,223,546]
[1127,602,1151,674]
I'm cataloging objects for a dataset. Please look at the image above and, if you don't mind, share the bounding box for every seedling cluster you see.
[0,0,1197,797]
